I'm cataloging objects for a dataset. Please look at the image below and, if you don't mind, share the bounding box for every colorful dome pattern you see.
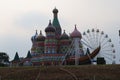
[70,25,82,39]
[60,30,69,40]
[45,20,56,32]
[36,30,45,41]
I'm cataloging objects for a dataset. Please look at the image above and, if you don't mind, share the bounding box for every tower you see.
[60,30,70,54]
[31,30,38,55]
[36,30,45,54]
[70,25,84,65]
[45,20,57,54]
[52,8,62,39]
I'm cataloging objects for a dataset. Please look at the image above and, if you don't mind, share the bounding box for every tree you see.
[0,52,9,66]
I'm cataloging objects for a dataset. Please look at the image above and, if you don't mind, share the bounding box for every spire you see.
[53,7,58,16]
[45,20,56,32]
[35,30,38,35]
[52,8,62,37]
[49,20,52,25]
[60,30,69,40]
[70,25,82,39]
[13,52,20,61]
[75,24,77,30]
[40,30,42,35]
[26,51,32,58]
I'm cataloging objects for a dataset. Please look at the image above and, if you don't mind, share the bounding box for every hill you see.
[0,65,120,80]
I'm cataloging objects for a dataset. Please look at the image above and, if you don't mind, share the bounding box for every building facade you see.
[29,8,84,66]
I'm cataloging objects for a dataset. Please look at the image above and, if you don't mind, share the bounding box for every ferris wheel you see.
[81,28,116,64]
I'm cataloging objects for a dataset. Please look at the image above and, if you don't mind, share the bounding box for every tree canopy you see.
[0,52,9,66]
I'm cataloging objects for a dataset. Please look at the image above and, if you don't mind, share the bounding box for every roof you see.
[45,20,56,32]
[12,52,20,62]
[70,25,82,39]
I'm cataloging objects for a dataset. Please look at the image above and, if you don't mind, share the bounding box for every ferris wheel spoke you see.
[86,34,94,47]
[101,54,113,61]
[101,48,114,52]
[81,40,94,49]
[95,29,100,47]
[101,53,114,58]
[100,50,114,53]
[100,52,114,57]
[81,38,91,47]
[100,35,107,44]
[102,43,112,49]
[101,39,111,47]
[82,37,94,49]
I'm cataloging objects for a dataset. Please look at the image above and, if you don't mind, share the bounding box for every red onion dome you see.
[60,30,69,40]
[53,7,58,13]
[36,30,45,41]
[70,25,82,39]
[45,20,56,32]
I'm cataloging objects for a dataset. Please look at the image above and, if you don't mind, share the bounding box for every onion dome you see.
[36,30,45,41]
[53,7,58,13]
[70,25,82,39]
[60,30,69,40]
[31,30,38,42]
[45,20,56,32]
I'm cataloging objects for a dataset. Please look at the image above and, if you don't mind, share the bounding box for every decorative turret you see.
[60,30,70,54]
[26,51,32,58]
[70,25,82,39]
[36,30,45,54]
[31,30,38,42]
[53,7,58,13]
[13,52,20,62]
[45,20,56,33]
[44,20,57,54]
[36,30,45,41]
[31,30,38,55]
[52,8,62,38]
[60,30,69,40]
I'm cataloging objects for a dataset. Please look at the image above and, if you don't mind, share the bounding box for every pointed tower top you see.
[35,30,38,35]
[60,30,69,40]
[36,30,45,41]
[49,20,52,25]
[75,24,77,30]
[70,25,82,39]
[40,30,42,35]
[45,20,56,32]
[52,8,61,37]
[53,7,58,13]
[26,51,32,58]
[13,52,20,62]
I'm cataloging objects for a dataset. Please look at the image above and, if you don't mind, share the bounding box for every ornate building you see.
[12,8,116,66]
[30,8,84,66]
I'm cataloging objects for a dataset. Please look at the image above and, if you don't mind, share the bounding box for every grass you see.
[0,64,120,80]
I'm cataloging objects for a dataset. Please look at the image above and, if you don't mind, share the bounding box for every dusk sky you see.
[0,0,120,63]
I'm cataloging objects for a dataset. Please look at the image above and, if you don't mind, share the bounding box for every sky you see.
[0,0,120,63]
